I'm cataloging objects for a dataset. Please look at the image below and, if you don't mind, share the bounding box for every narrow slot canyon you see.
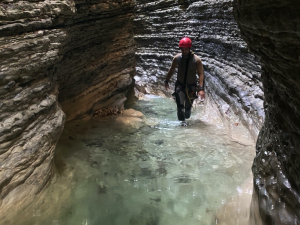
[0,0,299,224]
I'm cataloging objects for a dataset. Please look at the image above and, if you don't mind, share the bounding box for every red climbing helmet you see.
[179,37,192,48]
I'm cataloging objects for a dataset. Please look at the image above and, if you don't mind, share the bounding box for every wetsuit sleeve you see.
[165,56,178,82]
[196,57,204,89]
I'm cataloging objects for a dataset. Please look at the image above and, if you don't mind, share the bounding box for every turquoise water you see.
[11,95,255,225]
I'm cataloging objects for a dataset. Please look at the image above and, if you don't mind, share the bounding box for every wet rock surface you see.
[134,0,264,139]
[233,0,300,224]
[0,0,135,216]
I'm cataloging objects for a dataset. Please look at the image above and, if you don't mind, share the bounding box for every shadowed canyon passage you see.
[0,0,299,224]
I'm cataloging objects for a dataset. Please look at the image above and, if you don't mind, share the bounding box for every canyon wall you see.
[134,0,264,139]
[0,0,135,217]
[233,0,300,224]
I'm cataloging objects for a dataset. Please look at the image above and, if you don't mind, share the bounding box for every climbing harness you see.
[186,83,200,109]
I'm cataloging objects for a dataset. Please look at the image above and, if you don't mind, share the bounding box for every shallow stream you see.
[13,95,255,225]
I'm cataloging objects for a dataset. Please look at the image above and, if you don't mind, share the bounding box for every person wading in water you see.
[164,37,205,125]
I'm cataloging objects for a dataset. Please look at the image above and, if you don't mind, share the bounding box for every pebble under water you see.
[13,95,255,225]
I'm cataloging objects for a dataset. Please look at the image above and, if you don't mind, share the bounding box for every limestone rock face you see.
[233,0,300,224]
[134,0,264,139]
[0,0,135,215]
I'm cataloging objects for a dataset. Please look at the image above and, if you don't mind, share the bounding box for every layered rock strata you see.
[134,0,264,139]
[0,0,134,216]
[233,0,300,224]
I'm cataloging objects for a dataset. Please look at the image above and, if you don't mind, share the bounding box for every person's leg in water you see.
[185,85,196,119]
[176,92,185,121]
[185,106,192,119]
[185,98,194,119]
[175,86,186,122]
[183,99,192,126]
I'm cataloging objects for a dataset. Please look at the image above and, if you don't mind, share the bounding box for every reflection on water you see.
[10,95,255,225]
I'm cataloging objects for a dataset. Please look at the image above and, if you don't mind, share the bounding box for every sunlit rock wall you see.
[233,0,300,224]
[134,0,264,138]
[0,0,134,217]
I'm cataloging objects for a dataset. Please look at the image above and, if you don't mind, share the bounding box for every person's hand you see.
[164,82,169,90]
[198,90,205,100]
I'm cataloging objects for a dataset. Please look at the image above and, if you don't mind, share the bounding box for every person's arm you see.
[196,58,205,99]
[164,56,177,90]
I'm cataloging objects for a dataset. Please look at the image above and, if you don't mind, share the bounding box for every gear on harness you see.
[185,85,197,100]
[185,85,197,111]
